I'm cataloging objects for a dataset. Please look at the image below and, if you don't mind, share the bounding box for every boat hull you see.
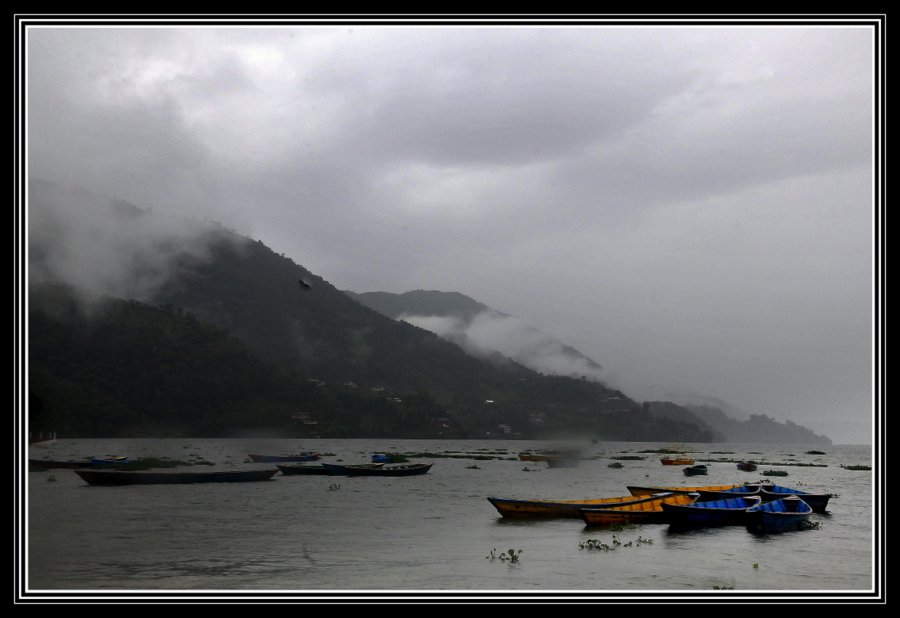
[697,484,831,513]
[75,469,278,485]
[580,493,699,526]
[660,458,695,465]
[276,464,329,475]
[343,463,432,476]
[320,463,384,475]
[661,496,762,528]
[683,465,708,476]
[489,493,675,519]
[248,453,320,463]
[746,496,814,533]
[627,484,741,497]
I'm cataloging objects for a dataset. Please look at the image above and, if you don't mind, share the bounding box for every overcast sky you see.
[25,20,877,444]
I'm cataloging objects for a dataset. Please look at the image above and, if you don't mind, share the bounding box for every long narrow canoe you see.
[276,464,329,475]
[75,468,278,485]
[627,483,742,497]
[248,453,320,463]
[580,492,700,526]
[746,496,814,533]
[320,462,384,476]
[488,492,670,519]
[343,463,433,476]
[697,483,832,513]
[661,496,762,528]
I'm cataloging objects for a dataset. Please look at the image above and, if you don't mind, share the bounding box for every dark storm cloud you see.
[25,23,876,443]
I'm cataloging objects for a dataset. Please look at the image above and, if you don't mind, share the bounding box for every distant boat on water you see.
[248,452,320,463]
[75,468,279,485]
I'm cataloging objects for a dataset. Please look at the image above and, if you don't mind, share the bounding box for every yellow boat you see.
[488,492,678,519]
[626,483,742,497]
[580,492,699,526]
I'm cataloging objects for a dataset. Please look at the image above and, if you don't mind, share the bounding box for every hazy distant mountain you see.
[686,404,832,445]
[347,289,605,380]
[349,289,833,445]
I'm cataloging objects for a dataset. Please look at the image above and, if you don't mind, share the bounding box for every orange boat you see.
[626,483,742,497]
[581,492,700,526]
[488,493,664,519]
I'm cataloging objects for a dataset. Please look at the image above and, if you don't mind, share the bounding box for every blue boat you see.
[90,456,129,465]
[697,482,832,513]
[661,496,762,528]
[746,495,813,533]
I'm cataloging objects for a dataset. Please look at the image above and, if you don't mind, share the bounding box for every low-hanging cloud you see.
[28,179,242,307]
[399,310,608,383]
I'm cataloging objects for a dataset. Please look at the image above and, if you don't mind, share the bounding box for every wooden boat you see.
[660,456,695,465]
[746,495,813,533]
[74,468,279,485]
[90,456,129,465]
[736,461,758,472]
[343,463,433,477]
[30,456,128,469]
[30,458,93,469]
[627,483,742,497]
[659,445,695,465]
[661,496,762,528]
[488,493,668,519]
[580,492,699,526]
[696,483,832,513]
[683,464,708,476]
[276,464,329,475]
[518,453,557,462]
[248,453,320,463]
[320,462,384,476]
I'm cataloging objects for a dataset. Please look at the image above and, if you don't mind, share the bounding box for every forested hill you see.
[24,180,717,440]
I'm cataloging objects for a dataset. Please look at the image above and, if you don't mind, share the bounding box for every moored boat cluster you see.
[488,481,831,534]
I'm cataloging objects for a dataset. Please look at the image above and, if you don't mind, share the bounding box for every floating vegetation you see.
[521,466,538,472]
[806,450,827,455]
[841,464,871,471]
[802,520,823,530]
[486,548,522,563]
[608,462,624,469]
[713,586,735,590]
[580,534,652,551]
[465,464,481,470]
[609,455,644,460]
[752,563,759,569]
[761,470,789,477]
[328,483,341,491]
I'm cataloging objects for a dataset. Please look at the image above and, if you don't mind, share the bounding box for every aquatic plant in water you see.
[486,548,522,563]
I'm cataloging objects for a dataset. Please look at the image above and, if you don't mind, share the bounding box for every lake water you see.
[23,438,877,600]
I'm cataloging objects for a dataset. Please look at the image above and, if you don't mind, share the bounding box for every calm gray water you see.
[25,439,875,599]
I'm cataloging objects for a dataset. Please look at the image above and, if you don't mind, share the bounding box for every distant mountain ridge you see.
[349,289,832,445]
